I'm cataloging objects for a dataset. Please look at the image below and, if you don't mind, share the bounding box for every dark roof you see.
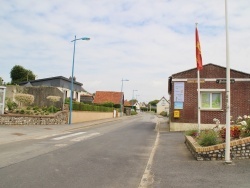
[93,91,123,104]
[19,76,83,86]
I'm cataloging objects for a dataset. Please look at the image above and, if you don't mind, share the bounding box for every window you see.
[201,92,222,110]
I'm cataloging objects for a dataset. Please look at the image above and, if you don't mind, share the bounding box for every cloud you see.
[0,0,250,103]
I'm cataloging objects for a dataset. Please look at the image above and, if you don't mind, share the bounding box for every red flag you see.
[196,27,203,70]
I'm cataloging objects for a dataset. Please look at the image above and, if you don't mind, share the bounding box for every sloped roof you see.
[124,100,132,106]
[157,96,167,105]
[171,63,250,78]
[19,76,83,86]
[93,91,123,104]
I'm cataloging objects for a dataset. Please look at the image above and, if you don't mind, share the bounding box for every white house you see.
[133,102,141,112]
[156,97,169,114]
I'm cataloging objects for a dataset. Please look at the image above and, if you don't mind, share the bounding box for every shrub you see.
[240,118,250,137]
[33,106,39,111]
[131,111,137,115]
[159,111,168,117]
[219,126,242,141]
[48,106,58,113]
[5,99,18,111]
[25,110,31,115]
[15,93,34,106]
[197,129,219,146]
[46,96,61,103]
[185,129,198,137]
[101,102,114,108]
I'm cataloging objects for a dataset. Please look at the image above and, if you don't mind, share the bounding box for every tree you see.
[10,65,36,84]
[129,99,137,105]
[0,77,3,85]
[148,100,159,107]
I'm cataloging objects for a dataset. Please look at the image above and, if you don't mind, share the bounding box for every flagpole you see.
[196,23,201,134]
[225,0,231,164]
[197,69,201,133]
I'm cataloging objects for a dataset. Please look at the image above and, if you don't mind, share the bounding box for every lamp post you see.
[69,35,90,124]
[120,78,129,117]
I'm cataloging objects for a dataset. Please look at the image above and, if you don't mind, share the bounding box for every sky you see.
[1,0,250,103]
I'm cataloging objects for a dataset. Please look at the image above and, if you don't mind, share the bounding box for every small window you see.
[201,92,222,110]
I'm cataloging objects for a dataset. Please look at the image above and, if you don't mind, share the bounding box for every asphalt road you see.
[1,114,250,188]
[0,114,157,188]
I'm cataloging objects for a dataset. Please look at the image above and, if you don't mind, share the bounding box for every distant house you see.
[93,91,123,106]
[139,102,147,108]
[168,63,250,131]
[156,97,169,114]
[19,76,88,102]
[133,102,141,112]
[124,100,132,107]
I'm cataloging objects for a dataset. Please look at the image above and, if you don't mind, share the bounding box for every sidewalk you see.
[151,131,250,188]
[0,116,130,145]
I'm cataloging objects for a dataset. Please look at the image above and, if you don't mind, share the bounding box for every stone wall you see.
[5,85,63,109]
[185,135,250,161]
[0,111,68,125]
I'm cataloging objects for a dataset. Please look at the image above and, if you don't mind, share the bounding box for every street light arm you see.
[69,35,90,125]
[71,37,90,42]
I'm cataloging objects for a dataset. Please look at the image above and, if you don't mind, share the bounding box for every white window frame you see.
[199,89,224,110]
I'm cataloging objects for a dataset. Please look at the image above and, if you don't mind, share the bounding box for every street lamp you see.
[120,78,129,117]
[69,35,90,124]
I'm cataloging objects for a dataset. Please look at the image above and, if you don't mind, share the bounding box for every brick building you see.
[168,63,250,131]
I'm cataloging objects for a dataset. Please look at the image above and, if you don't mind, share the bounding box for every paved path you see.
[150,132,250,188]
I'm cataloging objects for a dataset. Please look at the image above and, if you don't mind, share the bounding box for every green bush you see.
[33,106,39,111]
[197,129,219,146]
[185,129,198,137]
[131,111,137,115]
[20,109,25,114]
[159,111,168,117]
[25,110,31,115]
[72,102,114,112]
[48,106,58,113]
[5,98,18,111]
[101,102,114,108]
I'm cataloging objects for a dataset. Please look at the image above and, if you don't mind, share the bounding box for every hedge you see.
[73,102,117,112]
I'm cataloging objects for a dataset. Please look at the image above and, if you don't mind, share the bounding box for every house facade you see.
[93,91,123,106]
[156,96,169,114]
[19,76,88,102]
[168,63,250,131]
[80,94,94,103]
[133,102,141,112]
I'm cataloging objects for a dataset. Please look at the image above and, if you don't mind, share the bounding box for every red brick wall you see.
[170,64,250,124]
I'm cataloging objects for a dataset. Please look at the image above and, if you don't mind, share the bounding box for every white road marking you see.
[54,144,68,147]
[71,132,100,142]
[138,131,159,188]
[36,133,71,140]
[52,132,86,140]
